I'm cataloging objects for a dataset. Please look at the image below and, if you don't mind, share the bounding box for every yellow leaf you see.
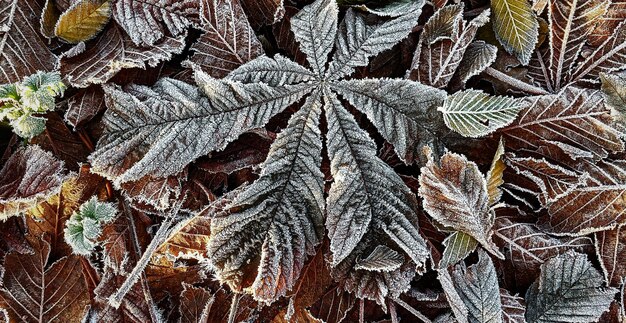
[486,138,506,206]
[54,0,111,43]
[491,0,539,65]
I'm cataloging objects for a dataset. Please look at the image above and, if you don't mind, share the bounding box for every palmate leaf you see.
[525,251,617,323]
[89,71,312,185]
[290,0,338,75]
[439,90,524,137]
[112,0,199,46]
[208,95,325,303]
[182,0,264,78]
[54,0,111,43]
[451,249,503,323]
[419,150,503,258]
[571,20,626,83]
[0,0,56,84]
[0,145,67,219]
[491,0,539,65]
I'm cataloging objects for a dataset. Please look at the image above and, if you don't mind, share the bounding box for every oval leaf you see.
[55,0,111,43]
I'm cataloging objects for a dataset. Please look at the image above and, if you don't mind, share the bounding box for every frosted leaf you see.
[439,89,524,138]
[419,150,504,258]
[451,249,504,323]
[290,0,338,74]
[600,72,626,125]
[438,268,469,323]
[0,145,67,219]
[64,196,118,256]
[0,0,57,84]
[453,41,498,85]
[227,54,316,86]
[486,139,506,206]
[208,95,325,303]
[326,5,423,79]
[324,92,429,267]
[112,0,199,46]
[64,86,105,130]
[355,245,404,272]
[525,251,617,322]
[595,224,626,287]
[573,19,626,83]
[349,0,425,17]
[54,0,112,44]
[58,24,186,88]
[491,0,539,65]
[89,73,312,184]
[440,231,478,268]
[500,289,526,323]
[182,0,264,78]
[501,87,623,162]
[408,4,490,88]
[331,78,446,163]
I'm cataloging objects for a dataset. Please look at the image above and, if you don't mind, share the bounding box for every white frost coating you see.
[208,94,325,303]
[227,54,317,86]
[355,245,404,272]
[290,0,338,75]
[454,41,498,84]
[451,250,503,323]
[64,196,118,255]
[439,89,524,138]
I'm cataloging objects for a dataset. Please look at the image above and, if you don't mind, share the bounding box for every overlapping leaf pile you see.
[0,0,625,322]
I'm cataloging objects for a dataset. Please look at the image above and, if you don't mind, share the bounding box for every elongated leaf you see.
[54,0,111,43]
[501,289,526,323]
[209,95,325,303]
[439,269,470,323]
[487,139,506,205]
[408,5,490,88]
[419,150,503,258]
[525,251,617,323]
[40,0,60,38]
[0,0,57,84]
[0,238,90,322]
[183,0,264,78]
[326,5,422,79]
[0,145,67,219]
[571,20,626,83]
[494,216,592,287]
[112,0,198,46]
[331,78,446,163]
[440,231,479,268]
[290,0,338,74]
[501,87,623,162]
[324,92,429,267]
[439,89,524,137]
[491,0,539,65]
[453,41,498,85]
[89,71,312,185]
[452,249,503,323]
[354,245,404,272]
[595,225,626,287]
[58,24,185,88]
[227,54,316,86]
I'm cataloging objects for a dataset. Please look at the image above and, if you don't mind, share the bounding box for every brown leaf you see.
[64,86,106,130]
[58,24,185,88]
[0,237,90,322]
[240,0,285,27]
[288,242,333,309]
[309,288,357,323]
[183,0,264,78]
[32,112,90,171]
[500,288,525,323]
[589,0,626,46]
[156,206,212,261]
[418,150,503,258]
[40,0,61,38]
[0,145,67,220]
[146,257,204,302]
[0,0,57,84]
[90,269,153,322]
[179,284,214,323]
[596,224,626,286]
[272,307,322,323]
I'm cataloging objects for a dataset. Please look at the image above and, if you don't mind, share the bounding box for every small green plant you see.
[64,196,118,256]
[0,71,66,139]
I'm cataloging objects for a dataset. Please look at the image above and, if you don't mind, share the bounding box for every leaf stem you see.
[483,67,549,95]
[227,293,240,323]
[393,297,432,323]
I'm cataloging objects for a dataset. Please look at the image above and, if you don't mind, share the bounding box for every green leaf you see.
[440,231,479,268]
[439,89,524,138]
[491,0,539,65]
[55,0,112,43]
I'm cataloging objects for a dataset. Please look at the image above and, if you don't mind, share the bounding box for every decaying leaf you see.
[54,0,111,43]
[595,224,626,286]
[525,251,617,323]
[501,289,526,323]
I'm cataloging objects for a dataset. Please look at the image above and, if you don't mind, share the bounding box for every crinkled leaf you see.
[419,150,503,258]
[227,54,316,86]
[88,72,312,185]
[451,249,503,323]
[355,245,404,272]
[331,78,446,163]
[595,224,626,286]
[525,251,617,323]
[208,96,325,303]
[440,231,479,268]
[0,145,67,219]
[290,0,338,75]
[182,0,264,78]
[491,0,539,65]
[112,0,198,46]
[439,268,470,323]
[0,0,57,84]
[326,5,422,79]
[439,89,524,137]
[325,92,429,267]
[58,24,185,88]
[408,4,490,88]
[54,0,111,43]
[0,238,90,323]
[501,87,623,162]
